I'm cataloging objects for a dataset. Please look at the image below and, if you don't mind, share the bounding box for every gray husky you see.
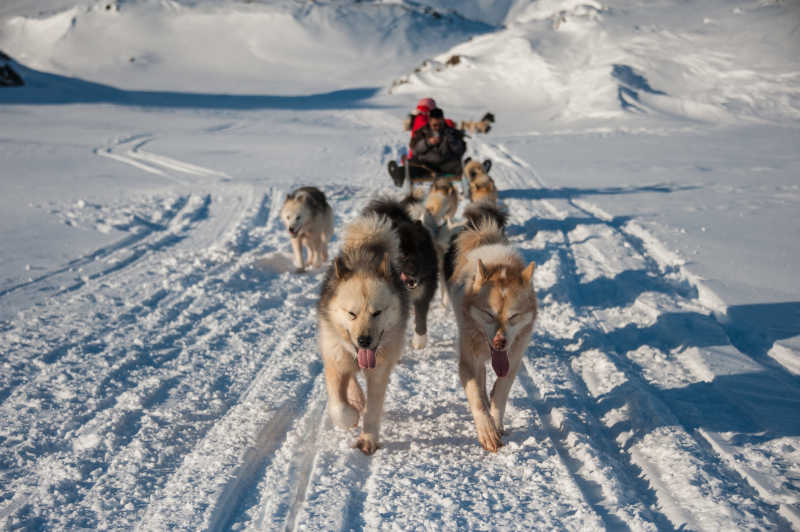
[279,186,333,271]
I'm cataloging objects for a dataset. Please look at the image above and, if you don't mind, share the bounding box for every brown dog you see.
[444,203,537,452]
[459,112,494,134]
[464,160,498,204]
[424,177,459,223]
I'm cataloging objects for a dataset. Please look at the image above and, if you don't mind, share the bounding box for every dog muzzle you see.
[400,272,419,289]
[354,330,383,369]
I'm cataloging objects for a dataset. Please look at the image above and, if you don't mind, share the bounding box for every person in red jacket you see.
[408,97,457,137]
[409,97,437,135]
[390,99,462,186]
[388,108,466,185]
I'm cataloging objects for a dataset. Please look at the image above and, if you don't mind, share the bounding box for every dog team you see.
[279,110,536,456]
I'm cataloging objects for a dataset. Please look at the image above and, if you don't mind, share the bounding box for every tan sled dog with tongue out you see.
[317,214,409,455]
[444,203,537,452]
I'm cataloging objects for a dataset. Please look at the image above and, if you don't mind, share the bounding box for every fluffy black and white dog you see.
[362,197,438,349]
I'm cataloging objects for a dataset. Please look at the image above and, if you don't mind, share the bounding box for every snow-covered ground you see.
[1,0,799,530]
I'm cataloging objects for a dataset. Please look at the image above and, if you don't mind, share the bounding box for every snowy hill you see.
[1,0,800,530]
[391,0,800,125]
[0,0,494,94]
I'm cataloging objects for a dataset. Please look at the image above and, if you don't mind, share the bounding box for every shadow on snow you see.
[500,183,698,203]
[505,186,800,446]
[0,62,382,110]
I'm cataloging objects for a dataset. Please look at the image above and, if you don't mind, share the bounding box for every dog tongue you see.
[357,348,377,369]
[491,348,509,377]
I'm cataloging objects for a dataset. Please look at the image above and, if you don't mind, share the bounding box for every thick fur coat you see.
[362,198,438,349]
[464,160,498,205]
[279,186,334,271]
[445,203,537,452]
[317,214,409,454]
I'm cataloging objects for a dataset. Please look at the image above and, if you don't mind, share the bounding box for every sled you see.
[401,154,467,195]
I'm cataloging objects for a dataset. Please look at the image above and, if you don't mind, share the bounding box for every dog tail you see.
[404,200,437,233]
[445,209,505,280]
[463,201,507,231]
[400,190,425,207]
[291,186,328,210]
[341,213,401,266]
[429,177,457,197]
[362,197,413,227]
[454,217,505,260]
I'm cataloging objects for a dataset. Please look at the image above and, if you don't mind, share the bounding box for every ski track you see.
[94,134,231,185]
[1,126,798,530]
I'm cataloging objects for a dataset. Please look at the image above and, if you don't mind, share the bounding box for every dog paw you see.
[412,332,427,349]
[491,413,505,435]
[355,433,379,455]
[328,402,359,428]
[476,420,503,453]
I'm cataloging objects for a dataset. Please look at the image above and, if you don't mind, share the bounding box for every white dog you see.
[279,186,334,271]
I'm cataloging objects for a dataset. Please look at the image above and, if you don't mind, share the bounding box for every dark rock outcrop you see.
[0,51,25,87]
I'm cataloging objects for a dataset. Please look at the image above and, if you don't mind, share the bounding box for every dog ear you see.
[521,261,536,285]
[334,256,350,279]
[463,156,472,165]
[474,259,489,290]
[379,252,392,279]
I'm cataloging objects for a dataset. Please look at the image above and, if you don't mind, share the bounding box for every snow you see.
[1,0,799,530]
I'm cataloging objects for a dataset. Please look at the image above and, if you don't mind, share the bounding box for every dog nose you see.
[492,334,506,350]
[357,335,372,348]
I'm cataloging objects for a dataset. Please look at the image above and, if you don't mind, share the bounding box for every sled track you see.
[475,137,797,529]
[0,184,318,529]
[2,127,798,530]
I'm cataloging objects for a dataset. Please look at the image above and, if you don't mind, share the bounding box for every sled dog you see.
[400,192,434,230]
[425,177,459,223]
[317,214,409,454]
[403,193,454,307]
[280,186,334,271]
[444,203,537,452]
[464,160,498,205]
[363,198,438,349]
[459,112,495,135]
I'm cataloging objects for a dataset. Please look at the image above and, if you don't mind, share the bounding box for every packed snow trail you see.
[1,119,798,531]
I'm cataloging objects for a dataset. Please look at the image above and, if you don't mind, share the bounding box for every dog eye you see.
[372,310,382,317]
[347,311,357,320]
[509,312,527,325]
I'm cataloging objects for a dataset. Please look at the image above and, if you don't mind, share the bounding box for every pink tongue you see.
[357,348,377,369]
[491,349,509,377]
